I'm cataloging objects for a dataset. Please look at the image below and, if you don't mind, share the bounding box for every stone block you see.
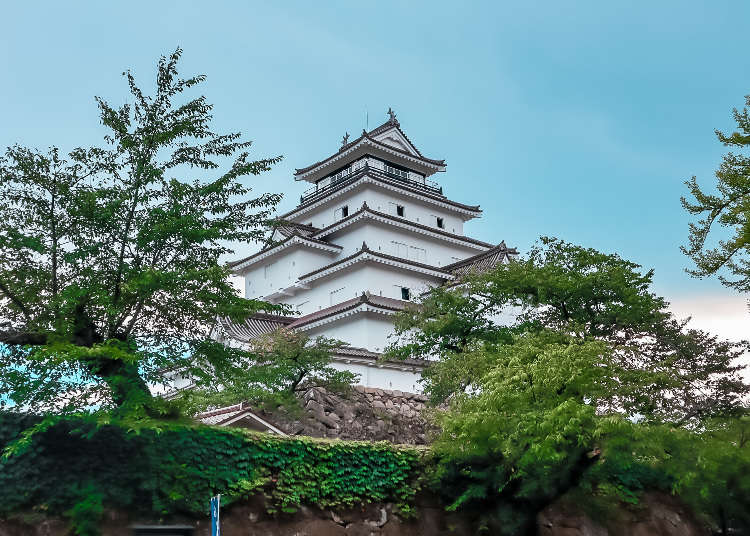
[318,414,340,429]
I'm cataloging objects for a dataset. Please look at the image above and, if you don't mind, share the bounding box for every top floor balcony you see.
[300,156,442,205]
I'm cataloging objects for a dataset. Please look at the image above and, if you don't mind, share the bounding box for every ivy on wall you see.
[0,413,423,535]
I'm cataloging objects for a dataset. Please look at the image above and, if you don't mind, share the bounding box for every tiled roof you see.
[197,404,245,425]
[217,294,410,343]
[294,121,445,177]
[218,313,295,342]
[334,345,425,367]
[298,241,451,281]
[444,241,519,277]
[227,232,341,270]
[312,202,494,249]
[281,167,481,220]
[274,220,319,238]
[195,402,289,435]
[287,292,410,329]
[343,118,425,157]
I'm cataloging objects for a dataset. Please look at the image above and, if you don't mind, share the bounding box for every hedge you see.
[0,413,424,534]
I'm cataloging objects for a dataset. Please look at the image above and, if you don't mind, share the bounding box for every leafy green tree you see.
[180,330,358,413]
[389,236,750,534]
[431,332,634,534]
[682,93,750,298]
[663,413,750,534]
[0,49,282,417]
[388,237,748,425]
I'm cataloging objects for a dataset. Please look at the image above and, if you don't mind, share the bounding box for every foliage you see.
[429,332,625,534]
[179,330,359,413]
[682,93,750,298]
[659,414,750,533]
[426,331,750,535]
[387,236,750,534]
[0,412,423,535]
[388,237,748,425]
[0,48,282,417]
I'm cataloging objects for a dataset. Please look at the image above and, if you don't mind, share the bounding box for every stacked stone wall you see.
[256,385,433,445]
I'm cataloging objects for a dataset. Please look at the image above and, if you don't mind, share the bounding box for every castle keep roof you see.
[294,116,446,183]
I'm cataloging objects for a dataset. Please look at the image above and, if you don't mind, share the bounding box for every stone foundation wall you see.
[257,385,433,444]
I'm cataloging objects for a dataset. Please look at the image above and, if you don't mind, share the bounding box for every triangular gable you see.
[371,125,421,157]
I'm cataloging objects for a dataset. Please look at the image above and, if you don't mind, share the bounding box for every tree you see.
[180,330,358,413]
[390,239,750,534]
[0,49,282,417]
[388,237,748,424]
[431,331,625,535]
[682,93,750,299]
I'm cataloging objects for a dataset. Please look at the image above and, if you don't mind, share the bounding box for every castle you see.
[220,110,515,392]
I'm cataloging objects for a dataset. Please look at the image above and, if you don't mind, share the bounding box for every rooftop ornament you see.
[341,132,350,147]
[387,107,397,124]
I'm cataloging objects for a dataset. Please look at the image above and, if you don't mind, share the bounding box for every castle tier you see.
[221,111,516,392]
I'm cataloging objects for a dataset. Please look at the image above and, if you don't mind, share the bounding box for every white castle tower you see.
[222,110,515,392]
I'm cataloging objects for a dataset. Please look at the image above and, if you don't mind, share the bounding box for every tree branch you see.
[0,330,48,345]
[0,279,32,322]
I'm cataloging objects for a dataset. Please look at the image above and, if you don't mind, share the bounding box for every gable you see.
[371,126,420,156]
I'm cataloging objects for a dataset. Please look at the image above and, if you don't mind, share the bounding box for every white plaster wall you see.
[241,247,341,299]
[302,313,397,353]
[291,181,469,234]
[327,360,422,393]
[277,262,444,315]
[328,221,485,266]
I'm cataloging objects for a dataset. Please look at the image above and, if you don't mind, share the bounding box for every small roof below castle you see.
[444,241,519,277]
[294,110,446,183]
[218,313,295,342]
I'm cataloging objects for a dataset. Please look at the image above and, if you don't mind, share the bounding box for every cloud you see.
[669,293,748,342]
[669,293,749,381]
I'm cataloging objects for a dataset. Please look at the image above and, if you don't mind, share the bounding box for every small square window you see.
[401,287,411,300]
[436,217,444,229]
[341,205,349,217]
[396,205,405,217]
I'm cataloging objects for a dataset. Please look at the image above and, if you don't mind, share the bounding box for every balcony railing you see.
[300,157,442,204]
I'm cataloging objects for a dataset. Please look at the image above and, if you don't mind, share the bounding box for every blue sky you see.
[2,1,748,321]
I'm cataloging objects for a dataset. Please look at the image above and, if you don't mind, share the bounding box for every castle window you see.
[401,287,411,301]
[384,163,409,180]
[436,217,444,229]
[396,205,405,217]
[335,205,349,220]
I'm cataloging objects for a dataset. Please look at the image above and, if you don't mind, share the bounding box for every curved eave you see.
[291,301,404,331]
[229,235,342,273]
[294,137,445,183]
[298,248,453,284]
[313,205,493,251]
[331,348,426,372]
[282,170,481,222]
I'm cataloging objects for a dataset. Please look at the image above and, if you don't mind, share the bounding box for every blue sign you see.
[210,494,221,536]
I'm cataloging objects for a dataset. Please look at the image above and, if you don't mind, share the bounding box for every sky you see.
[1,1,748,340]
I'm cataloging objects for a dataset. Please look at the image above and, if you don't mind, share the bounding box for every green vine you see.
[0,413,423,534]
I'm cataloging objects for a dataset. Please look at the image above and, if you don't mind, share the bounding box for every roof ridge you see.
[287,293,409,330]
[227,233,342,269]
[311,204,493,249]
[443,242,518,271]
[297,245,451,281]
[294,131,445,177]
[282,170,482,220]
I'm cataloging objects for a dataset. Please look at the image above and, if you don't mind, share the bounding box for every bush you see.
[0,412,423,534]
